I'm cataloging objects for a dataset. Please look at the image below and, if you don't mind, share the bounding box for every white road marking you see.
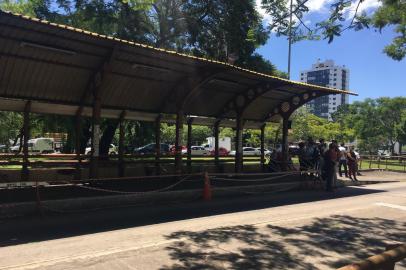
[375,202,406,211]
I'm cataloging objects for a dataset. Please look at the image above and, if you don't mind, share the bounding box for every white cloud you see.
[255,0,381,30]
[256,0,272,23]
[345,0,381,19]
[255,0,301,24]
[306,0,333,12]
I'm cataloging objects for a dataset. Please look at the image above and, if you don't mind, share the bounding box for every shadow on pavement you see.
[161,215,406,270]
[0,185,386,248]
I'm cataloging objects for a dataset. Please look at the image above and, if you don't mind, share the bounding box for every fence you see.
[359,155,406,172]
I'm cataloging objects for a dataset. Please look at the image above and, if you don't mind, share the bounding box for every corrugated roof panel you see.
[111,59,182,85]
[1,13,112,54]
[118,48,195,75]
[101,75,169,112]
[0,22,105,70]
[186,89,235,117]
[243,97,281,121]
[0,10,357,125]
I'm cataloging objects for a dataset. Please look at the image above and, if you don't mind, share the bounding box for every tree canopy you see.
[332,97,406,154]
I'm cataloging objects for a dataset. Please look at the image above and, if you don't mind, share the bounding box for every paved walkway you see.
[0,172,405,269]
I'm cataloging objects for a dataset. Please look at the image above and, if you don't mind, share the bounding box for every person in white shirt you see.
[338,143,348,178]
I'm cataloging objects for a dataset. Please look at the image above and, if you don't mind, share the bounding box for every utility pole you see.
[287,0,294,79]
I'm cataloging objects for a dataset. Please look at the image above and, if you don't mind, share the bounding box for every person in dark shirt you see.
[347,146,358,181]
[324,143,337,192]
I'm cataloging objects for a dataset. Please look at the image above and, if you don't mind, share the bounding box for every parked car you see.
[134,143,170,155]
[10,138,54,154]
[377,150,391,158]
[209,147,230,156]
[229,147,261,156]
[86,144,118,155]
[0,144,7,153]
[170,145,187,155]
[9,143,20,153]
[254,148,272,156]
[181,146,210,156]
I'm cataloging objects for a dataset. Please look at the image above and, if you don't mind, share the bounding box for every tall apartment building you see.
[300,60,349,120]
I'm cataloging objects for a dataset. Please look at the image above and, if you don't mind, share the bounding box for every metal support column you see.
[260,124,266,172]
[22,101,31,181]
[175,111,184,174]
[75,115,82,180]
[281,116,289,171]
[118,111,126,177]
[90,89,101,179]
[214,121,220,170]
[187,117,193,173]
[155,115,162,175]
[235,114,243,173]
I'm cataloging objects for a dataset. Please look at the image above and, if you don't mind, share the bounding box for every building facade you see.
[300,60,349,120]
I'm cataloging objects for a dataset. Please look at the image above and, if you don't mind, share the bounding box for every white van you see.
[10,138,54,153]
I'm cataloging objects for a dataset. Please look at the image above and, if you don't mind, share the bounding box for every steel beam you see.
[76,46,118,116]
[89,85,102,179]
[155,114,162,175]
[216,82,287,120]
[74,115,82,180]
[187,117,193,173]
[262,91,327,122]
[175,110,184,174]
[260,123,266,172]
[281,116,289,171]
[160,69,222,114]
[118,110,126,177]
[21,101,31,181]
[214,120,220,169]
[235,113,244,173]
[86,47,118,179]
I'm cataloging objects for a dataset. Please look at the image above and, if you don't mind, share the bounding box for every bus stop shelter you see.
[0,11,356,179]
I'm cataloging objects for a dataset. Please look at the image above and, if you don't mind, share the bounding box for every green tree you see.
[0,112,23,148]
[332,97,406,154]
[291,107,354,142]
[395,110,406,152]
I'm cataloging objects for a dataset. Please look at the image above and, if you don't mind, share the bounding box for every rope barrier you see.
[67,172,203,183]
[210,170,318,182]
[56,174,197,195]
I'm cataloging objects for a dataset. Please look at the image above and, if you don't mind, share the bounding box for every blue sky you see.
[255,0,406,102]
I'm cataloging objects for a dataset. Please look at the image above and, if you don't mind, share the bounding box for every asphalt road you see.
[0,172,405,270]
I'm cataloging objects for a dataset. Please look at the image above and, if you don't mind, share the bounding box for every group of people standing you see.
[298,138,361,192]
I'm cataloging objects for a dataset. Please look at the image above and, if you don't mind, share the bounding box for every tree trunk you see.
[100,119,119,158]
[80,120,91,154]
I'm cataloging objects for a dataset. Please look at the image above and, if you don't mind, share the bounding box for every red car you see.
[210,147,229,156]
[169,145,187,155]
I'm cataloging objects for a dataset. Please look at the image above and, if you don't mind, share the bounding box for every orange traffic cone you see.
[203,171,212,201]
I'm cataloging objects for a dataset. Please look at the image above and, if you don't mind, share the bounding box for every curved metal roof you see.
[0,10,356,128]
